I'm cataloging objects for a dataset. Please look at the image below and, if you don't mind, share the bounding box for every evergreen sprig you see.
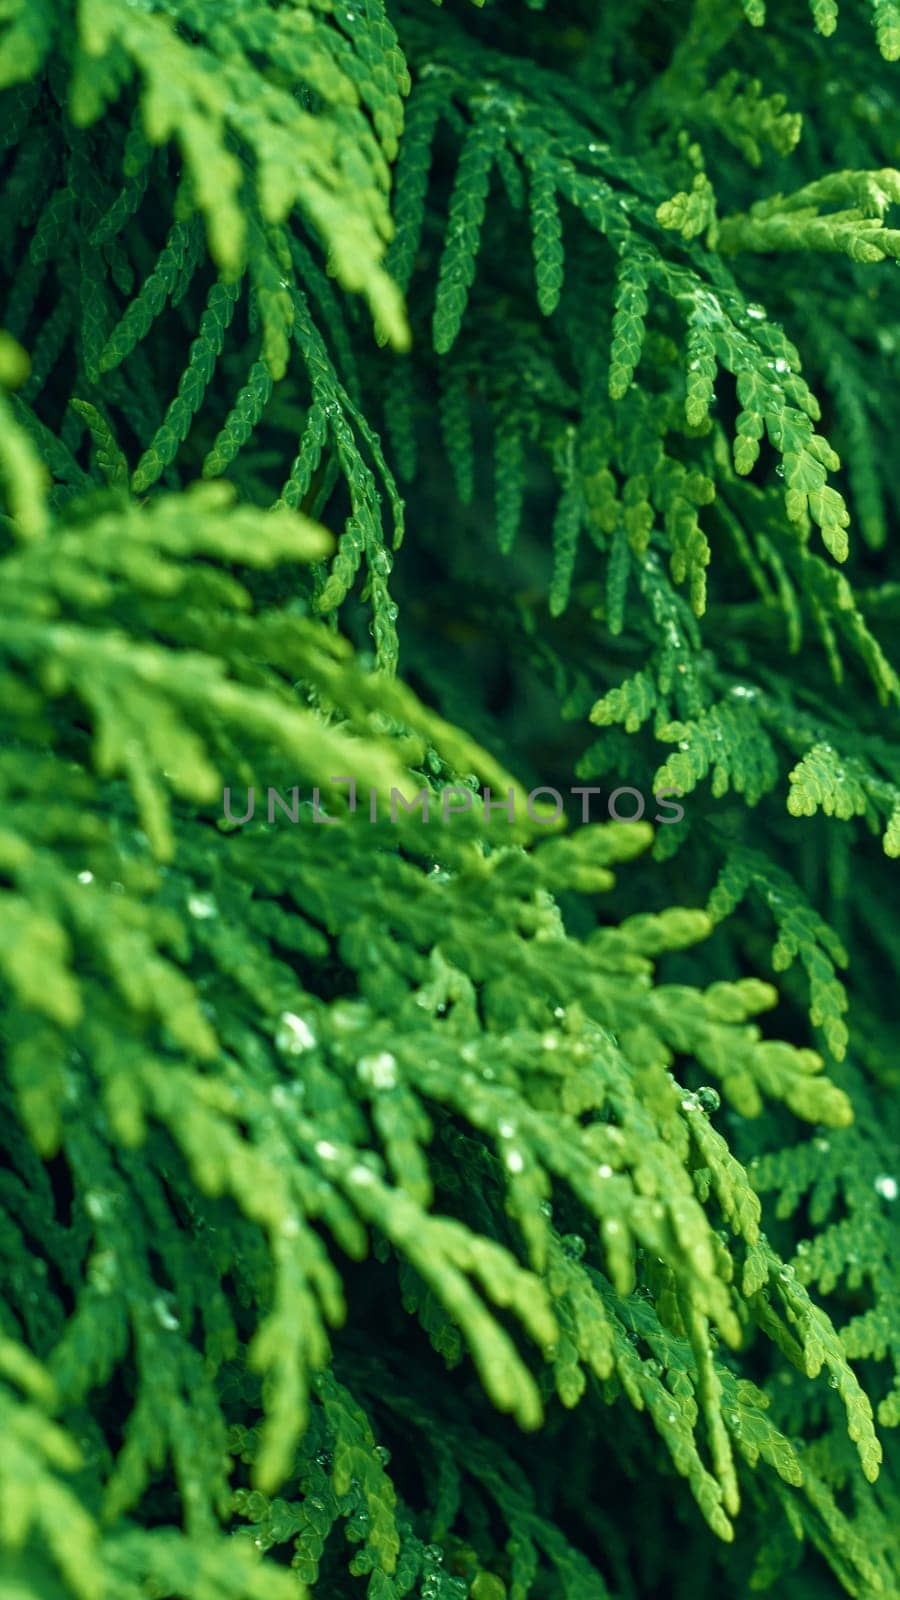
[2,3,900,1599]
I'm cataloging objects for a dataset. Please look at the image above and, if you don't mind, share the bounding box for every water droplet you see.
[746,304,766,321]
[315,1140,338,1161]
[774,357,789,373]
[276,1012,317,1054]
[89,1249,118,1295]
[597,1164,613,1178]
[562,1233,586,1259]
[357,1051,398,1089]
[874,1174,898,1201]
[696,1086,721,1113]
[505,1149,525,1173]
[187,892,217,919]
[77,870,94,884]
[497,1119,516,1138]
[152,1293,180,1331]
[348,1163,376,1186]
[281,1216,300,1236]
[369,546,393,577]
[85,1191,111,1220]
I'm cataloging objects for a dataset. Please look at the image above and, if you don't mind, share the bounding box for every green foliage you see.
[2,2,900,1599]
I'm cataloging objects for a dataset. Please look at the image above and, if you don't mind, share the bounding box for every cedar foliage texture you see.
[1,1,899,1597]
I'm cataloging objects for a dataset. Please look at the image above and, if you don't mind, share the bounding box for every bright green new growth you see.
[2,3,900,1599]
